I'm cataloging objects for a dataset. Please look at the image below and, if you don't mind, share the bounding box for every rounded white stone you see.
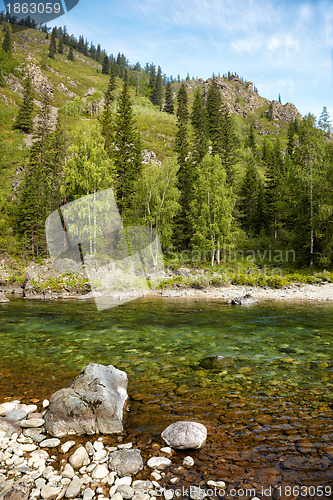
[183,456,194,468]
[147,457,171,470]
[92,464,109,479]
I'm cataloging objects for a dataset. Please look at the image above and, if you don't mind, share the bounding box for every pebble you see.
[20,418,45,428]
[147,457,171,470]
[150,472,162,481]
[42,400,49,408]
[61,463,74,479]
[111,493,123,500]
[40,438,61,448]
[30,488,40,498]
[61,441,76,454]
[118,442,133,449]
[69,447,89,469]
[91,464,109,479]
[20,443,38,452]
[189,486,206,500]
[93,449,106,461]
[164,490,174,500]
[43,466,55,480]
[5,408,28,422]
[93,441,104,452]
[207,480,226,489]
[160,447,172,454]
[115,476,132,486]
[116,484,134,499]
[183,456,194,467]
[85,442,95,456]
[82,488,95,500]
[40,486,62,499]
[65,476,82,498]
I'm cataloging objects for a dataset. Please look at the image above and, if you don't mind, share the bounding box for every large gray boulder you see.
[44,363,128,438]
[161,421,207,450]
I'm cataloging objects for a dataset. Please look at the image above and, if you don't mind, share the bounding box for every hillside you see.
[0,22,332,283]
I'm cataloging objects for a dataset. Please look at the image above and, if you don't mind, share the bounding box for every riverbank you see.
[0,254,332,303]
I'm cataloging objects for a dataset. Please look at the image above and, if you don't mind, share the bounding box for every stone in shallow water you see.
[161,421,207,450]
[5,409,28,422]
[147,457,171,469]
[109,449,143,477]
[20,419,45,428]
[0,417,22,436]
[60,440,76,454]
[189,486,206,500]
[91,464,108,479]
[65,477,82,499]
[183,456,194,467]
[44,363,128,438]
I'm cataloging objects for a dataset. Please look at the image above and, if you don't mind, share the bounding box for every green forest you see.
[1,17,333,286]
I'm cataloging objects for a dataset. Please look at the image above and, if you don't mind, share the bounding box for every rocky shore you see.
[0,365,223,500]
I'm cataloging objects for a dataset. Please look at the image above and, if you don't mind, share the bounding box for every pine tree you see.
[48,27,57,59]
[114,81,142,215]
[96,44,101,62]
[102,54,109,75]
[163,81,174,114]
[267,103,273,121]
[2,23,12,53]
[57,36,63,54]
[67,46,74,61]
[13,74,34,133]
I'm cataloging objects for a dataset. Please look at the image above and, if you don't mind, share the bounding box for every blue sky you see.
[5,0,333,119]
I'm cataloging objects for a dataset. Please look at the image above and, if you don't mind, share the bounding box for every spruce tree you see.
[175,83,191,246]
[67,46,74,61]
[219,106,239,186]
[163,81,174,114]
[96,44,101,62]
[101,67,116,150]
[48,27,57,59]
[2,23,12,53]
[245,122,256,153]
[191,88,208,163]
[205,78,222,154]
[102,54,109,74]
[265,137,284,239]
[318,106,331,134]
[152,66,163,109]
[57,36,63,54]
[240,157,261,232]
[114,81,142,215]
[13,74,34,133]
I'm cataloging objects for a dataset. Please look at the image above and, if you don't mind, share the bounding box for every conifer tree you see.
[191,88,208,163]
[2,23,12,53]
[265,137,284,239]
[96,44,101,62]
[318,106,331,134]
[152,66,163,109]
[13,74,34,133]
[245,122,256,152]
[101,67,116,151]
[205,78,222,154]
[267,102,273,121]
[163,81,174,114]
[240,157,261,232]
[58,36,63,54]
[174,83,192,246]
[219,106,239,185]
[102,54,109,74]
[48,27,57,59]
[114,81,142,215]
[67,46,74,61]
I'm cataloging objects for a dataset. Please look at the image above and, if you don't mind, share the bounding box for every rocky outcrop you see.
[161,421,207,450]
[44,364,128,438]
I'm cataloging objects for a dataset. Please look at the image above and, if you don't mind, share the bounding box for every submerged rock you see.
[0,291,9,303]
[199,355,235,371]
[161,421,207,450]
[231,294,259,305]
[44,363,128,438]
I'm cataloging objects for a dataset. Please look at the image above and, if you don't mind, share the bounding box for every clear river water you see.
[0,298,332,496]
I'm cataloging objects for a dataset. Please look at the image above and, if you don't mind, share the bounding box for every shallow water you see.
[0,298,332,495]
